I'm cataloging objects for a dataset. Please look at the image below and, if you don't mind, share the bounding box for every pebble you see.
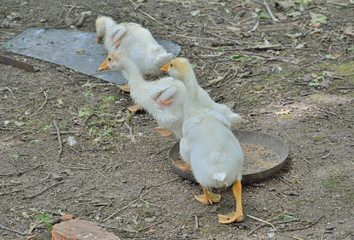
[144,216,156,223]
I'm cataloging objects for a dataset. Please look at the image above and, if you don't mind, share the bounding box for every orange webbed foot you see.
[170,158,191,171]
[127,104,141,113]
[194,191,221,205]
[117,84,130,92]
[155,126,173,137]
[218,211,244,224]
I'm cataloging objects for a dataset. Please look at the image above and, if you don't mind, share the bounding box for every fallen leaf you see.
[313,16,327,24]
[275,1,294,11]
[286,11,301,17]
[231,54,245,60]
[148,228,156,233]
[190,9,201,17]
[57,99,64,105]
[275,109,292,115]
[313,22,321,28]
[295,43,306,49]
[14,121,25,127]
[326,53,340,60]
[286,33,302,39]
[207,76,223,86]
[283,214,293,220]
[344,28,354,37]
[252,44,282,49]
[74,49,85,54]
[258,12,271,19]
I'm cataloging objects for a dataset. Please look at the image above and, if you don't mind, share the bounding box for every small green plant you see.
[43,125,52,131]
[216,46,223,55]
[308,76,324,87]
[125,110,132,125]
[100,96,115,127]
[78,105,91,118]
[35,211,53,231]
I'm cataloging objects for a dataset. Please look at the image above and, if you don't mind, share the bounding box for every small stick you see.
[195,215,199,229]
[58,163,90,170]
[29,88,48,118]
[127,0,167,27]
[0,54,37,72]
[0,223,27,236]
[247,214,276,230]
[23,181,64,199]
[205,30,241,45]
[0,189,23,195]
[278,215,324,232]
[253,0,279,22]
[5,87,16,99]
[0,163,43,177]
[124,122,136,143]
[103,177,179,222]
[53,120,63,161]
[328,1,348,7]
[90,166,108,179]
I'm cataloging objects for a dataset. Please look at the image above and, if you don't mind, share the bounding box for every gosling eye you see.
[170,63,173,67]
[108,57,112,62]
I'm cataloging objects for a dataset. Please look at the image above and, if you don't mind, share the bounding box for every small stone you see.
[144,216,156,223]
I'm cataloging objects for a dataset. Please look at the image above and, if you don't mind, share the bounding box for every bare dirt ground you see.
[0,0,353,239]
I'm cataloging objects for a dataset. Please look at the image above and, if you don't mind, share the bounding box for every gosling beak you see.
[97,36,103,43]
[99,59,109,71]
[161,63,169,72]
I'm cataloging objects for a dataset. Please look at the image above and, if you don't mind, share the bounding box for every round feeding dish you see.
[168,129,289,185]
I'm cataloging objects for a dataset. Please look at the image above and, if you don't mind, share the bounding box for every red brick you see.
[52,219,120,240]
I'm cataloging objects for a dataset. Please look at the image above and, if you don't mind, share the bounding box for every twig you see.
[53,120,62,161]
[58,163,90,170]
[0,189,23,195]
[5,87,16,99]
[103,177,179,222]
[278,215,324,232]
[253,0,279,22]
[0,163,43,177]
[127,0,167,27]
[248,219,298,236]
[247,214,276,230]
[313,106,338,116]
[29,88,47,118]
[195,215,199,229]
[328,1,349,7]
[205,30,241,45]
[0,130,31,142]
[0,223,27,236]
[124,122,136,143]
[248,20,259,33]
[23,181,64,199]
[153,146,171,156]
[89,166,108,179]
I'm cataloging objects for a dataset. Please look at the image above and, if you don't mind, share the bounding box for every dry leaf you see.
[331,53,341,58]
[313,22,321,28]
[57,99,64,105]
[275,109,292,115]
[206,76,223,86]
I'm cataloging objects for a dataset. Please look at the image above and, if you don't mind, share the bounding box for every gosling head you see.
[161,57,194,82]
[95,16,115,43]
[99,51,121,72]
